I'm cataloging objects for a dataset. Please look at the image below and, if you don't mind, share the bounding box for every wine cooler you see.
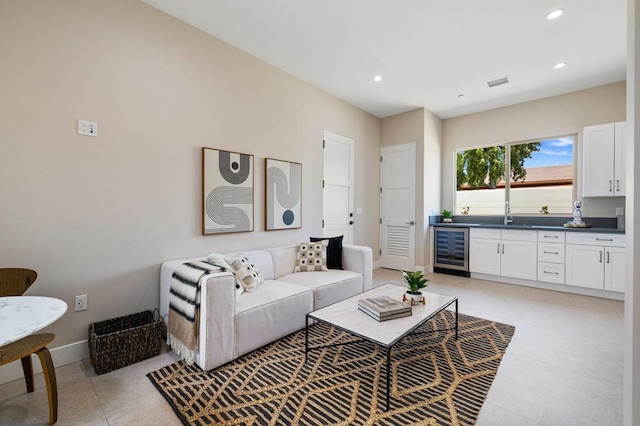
[433,227,470,277]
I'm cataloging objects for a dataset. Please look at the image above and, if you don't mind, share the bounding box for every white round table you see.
[0,296,68,348]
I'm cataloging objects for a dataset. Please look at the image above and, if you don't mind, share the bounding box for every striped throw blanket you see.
[167,260,225,365]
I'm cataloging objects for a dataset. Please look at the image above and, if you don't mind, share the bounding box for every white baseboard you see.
[0,340,89,386]
[373,260,381,269]
[470,273,625,301]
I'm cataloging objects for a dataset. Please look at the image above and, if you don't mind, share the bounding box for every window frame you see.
[454,133,577,216]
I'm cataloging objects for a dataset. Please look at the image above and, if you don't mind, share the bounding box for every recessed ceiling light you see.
[546,8,565,20]
[373,75,382,82]
[554,62,567,69]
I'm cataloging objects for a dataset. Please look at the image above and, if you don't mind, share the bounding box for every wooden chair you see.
[0,268,58,425]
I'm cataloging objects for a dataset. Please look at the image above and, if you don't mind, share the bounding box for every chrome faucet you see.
[504,201,513,225]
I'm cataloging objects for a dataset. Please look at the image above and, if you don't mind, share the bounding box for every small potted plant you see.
[442,210,454,223]
[401,270,429,305]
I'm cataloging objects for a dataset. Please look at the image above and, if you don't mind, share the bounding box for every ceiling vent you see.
[486,76,509,88]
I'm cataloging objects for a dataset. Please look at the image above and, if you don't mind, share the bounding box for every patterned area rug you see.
[147,311,515,425]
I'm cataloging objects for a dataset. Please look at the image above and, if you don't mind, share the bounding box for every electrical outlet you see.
[78,120,98,137]
[75,294,88,311]
[616,207,624,216]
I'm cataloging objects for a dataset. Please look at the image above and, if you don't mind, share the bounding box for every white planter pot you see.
[442,218,453,223]
[406,292,423,304]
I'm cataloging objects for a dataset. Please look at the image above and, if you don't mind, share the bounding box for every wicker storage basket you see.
[89,309,163,375]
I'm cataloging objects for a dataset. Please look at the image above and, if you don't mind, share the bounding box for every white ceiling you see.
[141,0,627,119]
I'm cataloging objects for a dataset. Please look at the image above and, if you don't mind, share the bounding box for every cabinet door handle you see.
[616,180,620,192]
[544,270,559,275]
[609,180,613,192]
[502,244,505,254]
[544,235,559,239]
[497,243,500,253]
[543,251,559,255]
[607,251,610,264]
[599,251,603,263]
[596,238,613,242]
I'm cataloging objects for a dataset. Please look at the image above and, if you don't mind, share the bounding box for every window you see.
[455,135,575,215]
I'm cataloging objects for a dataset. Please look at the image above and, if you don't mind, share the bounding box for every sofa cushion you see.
[277,270,363,310]
[225,255,264,292]
[266,245,297,278]
[310,235,343,270]
[238,250,275,280]
[235,280,313,357]
[294,242,328,272]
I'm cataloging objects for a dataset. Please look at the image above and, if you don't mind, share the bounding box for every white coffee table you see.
[305,283,458,411]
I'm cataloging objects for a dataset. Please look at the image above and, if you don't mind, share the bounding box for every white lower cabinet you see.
[469,236,501,275]
[537,231,565,284]
[565,233,625,292]
[469,228,537,280]
[468,228,625,295]
[501,239,537,280]
[537,262,565,284]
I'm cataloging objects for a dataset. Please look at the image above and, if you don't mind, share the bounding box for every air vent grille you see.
[486,76,509,88]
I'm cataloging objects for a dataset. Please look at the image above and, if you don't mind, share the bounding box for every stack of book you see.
[358,296,412,321]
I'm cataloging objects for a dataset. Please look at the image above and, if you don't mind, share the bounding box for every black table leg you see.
[385,347,391,411]
[305,314,309,364]
[455,298,459,340]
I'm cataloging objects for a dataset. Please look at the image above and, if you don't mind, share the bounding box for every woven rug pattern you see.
[148,311,515,425]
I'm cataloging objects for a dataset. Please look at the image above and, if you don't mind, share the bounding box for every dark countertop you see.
[431,222,624,234]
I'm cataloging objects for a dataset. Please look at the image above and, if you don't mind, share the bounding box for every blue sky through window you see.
[524,136,574,168]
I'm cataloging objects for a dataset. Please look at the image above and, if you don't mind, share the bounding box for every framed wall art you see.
[202,147,254,235]
[265,158,302,230]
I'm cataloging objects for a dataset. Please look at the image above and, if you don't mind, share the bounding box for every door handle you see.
[609,180,613,192]
[606,251,610,264]
[405,221,415,225]
[599,251,603,263]
[616,180,620,192]
[502,244,505,254]
[497,243,500,253]
[349,221,354,225]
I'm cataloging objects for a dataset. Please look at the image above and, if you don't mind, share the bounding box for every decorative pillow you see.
[294,241,328,272]
[206,254,244,297]
[310,235,343,270]
[224,254,264,292]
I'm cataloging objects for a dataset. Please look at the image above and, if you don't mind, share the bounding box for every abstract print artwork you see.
[202,148,254,235]
[265,158,302,230]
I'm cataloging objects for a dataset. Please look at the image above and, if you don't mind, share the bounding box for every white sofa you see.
[160,243,373,371]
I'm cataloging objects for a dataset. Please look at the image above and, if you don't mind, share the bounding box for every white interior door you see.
[380,143,416,271]
[323,131,354,244]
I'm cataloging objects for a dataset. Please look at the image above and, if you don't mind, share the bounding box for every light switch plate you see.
[616,207,624,216]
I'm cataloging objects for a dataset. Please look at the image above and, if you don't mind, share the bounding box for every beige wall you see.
[442,82,627,218]
[380,108,443,270]
[0,0,380,347]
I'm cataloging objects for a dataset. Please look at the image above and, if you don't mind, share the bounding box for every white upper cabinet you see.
[582,122,628,197]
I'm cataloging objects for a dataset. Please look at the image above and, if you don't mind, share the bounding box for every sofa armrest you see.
[342,244,373,291]
[197,271,236,371]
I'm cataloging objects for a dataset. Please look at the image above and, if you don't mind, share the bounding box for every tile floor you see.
[0,269,624,425]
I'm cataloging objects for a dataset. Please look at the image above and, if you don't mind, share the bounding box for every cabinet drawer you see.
[538,262,565,284]
[565,232,625,247]
[500,229,537,242]
[538,243,565,263]
[470,228,501,240]
[537,231,565,243]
